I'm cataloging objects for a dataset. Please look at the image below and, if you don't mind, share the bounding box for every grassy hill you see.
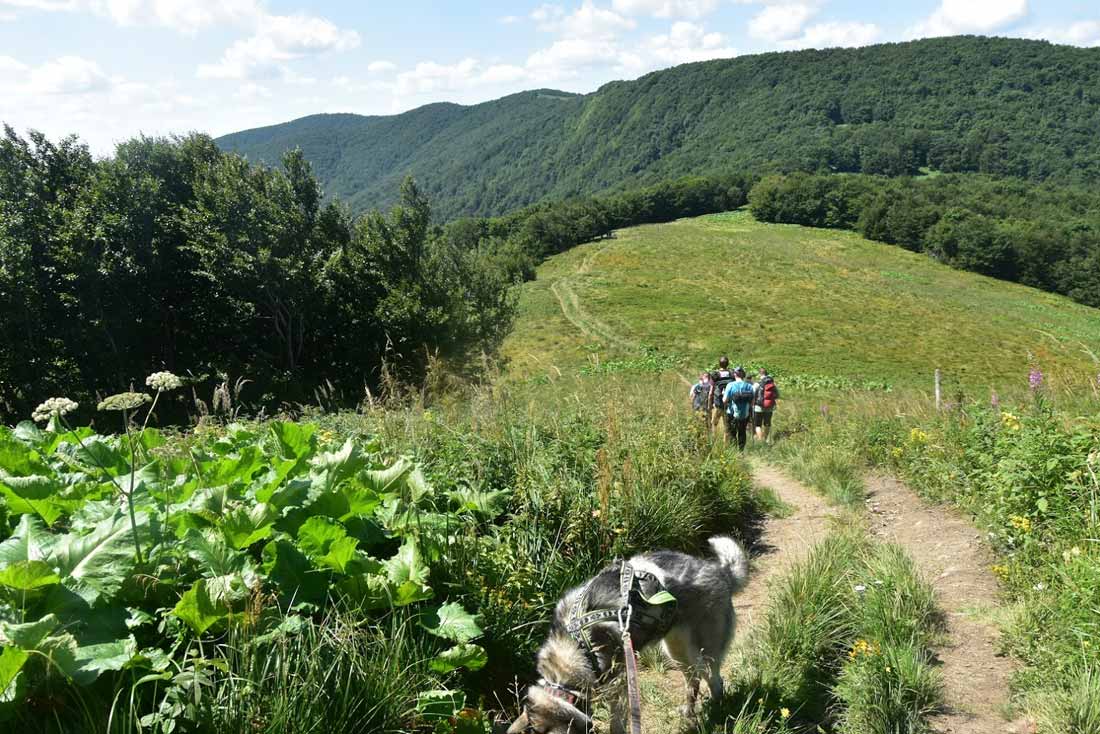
[501,211,1100,393]
[216,36,1100,219]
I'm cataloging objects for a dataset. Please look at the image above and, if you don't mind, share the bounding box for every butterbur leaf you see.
[49,512,146,601]
[204,447,265,487]
[296,516,347,554]
[382,538,432,605]
[0,647,28,700]
[415,690,466,720]
[270,422,316,462]
[310,439,368,489]
[219,503,275,549]
[70,636,140,683]
[421,602,483,643]
[0,615,60,649]
[0,515,55,565]
[172,579,230,635]
[449,488,509,520]
[359,458,412,495]
[0,475,69,525]
[430,643,488,674]
[181,528,248,577]
[262,540,328,608]
[0,560,60,591]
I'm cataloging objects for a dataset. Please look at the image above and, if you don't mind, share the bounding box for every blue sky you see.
[1,0,1097,154]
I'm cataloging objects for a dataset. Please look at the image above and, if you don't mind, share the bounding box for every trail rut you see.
[637,462,840,731]
[865,474,1025,734]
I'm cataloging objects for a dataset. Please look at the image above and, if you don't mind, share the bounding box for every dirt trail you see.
[637,462,840,731]
[865,474,1024,734]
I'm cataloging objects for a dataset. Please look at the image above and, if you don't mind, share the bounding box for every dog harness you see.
[529,561,676,734]
[564,560,677,670]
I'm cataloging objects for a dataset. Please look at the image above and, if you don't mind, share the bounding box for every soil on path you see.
[865,474,1025,734]
[637,462,840,731]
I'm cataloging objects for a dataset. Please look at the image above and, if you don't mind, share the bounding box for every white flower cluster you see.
[146,371,183,392]
[32,397,79,423]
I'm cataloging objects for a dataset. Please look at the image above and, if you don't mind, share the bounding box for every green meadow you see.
[502,210,1100,393]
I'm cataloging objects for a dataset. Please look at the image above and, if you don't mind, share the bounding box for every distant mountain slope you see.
[217,36,1100,219]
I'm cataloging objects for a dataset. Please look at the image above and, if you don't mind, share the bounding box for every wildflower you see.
[990,390,1000,410]
[891,447,904,459]
[1000,412,1021,431]
[97,392,152,412]
[145,371,182,392]
[990,564,1009,578]
[848,639,880,660]
[908,428,928,444]
[1028,368,1043,391]
[1008,515,1032,533]
[853,584,867,594]
[780,708,790,720]
[31,397,79,423]
[1033,582,1045,591]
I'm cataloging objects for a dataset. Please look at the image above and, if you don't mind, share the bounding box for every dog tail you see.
[708,535,749,591]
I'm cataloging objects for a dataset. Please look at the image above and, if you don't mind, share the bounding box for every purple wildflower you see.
[821,404,830,419]
[1028,368,1043,391]
[990,390,1000,410]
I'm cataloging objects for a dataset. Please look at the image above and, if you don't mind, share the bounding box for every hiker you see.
[723,367,755,451]
[689,372,711,411]
[709,357,736,438]
[753,368,780,443]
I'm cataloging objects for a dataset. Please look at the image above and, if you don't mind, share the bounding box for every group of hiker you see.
[689,356,780,450]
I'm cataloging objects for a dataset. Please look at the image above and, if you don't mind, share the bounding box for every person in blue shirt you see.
[722,367,755,451]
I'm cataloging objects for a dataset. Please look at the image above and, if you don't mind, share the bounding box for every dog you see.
[507,536,749,734]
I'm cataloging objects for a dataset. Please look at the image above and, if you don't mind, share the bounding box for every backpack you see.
[758,378,778,411]
[726,381,755,419]
[711,370,734,408]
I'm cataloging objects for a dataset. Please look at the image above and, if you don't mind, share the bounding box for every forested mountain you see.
[217,36,1100,219]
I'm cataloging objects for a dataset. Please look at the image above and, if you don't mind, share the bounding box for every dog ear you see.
[506,710,530,734]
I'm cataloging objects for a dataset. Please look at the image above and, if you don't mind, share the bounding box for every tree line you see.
[748,172,1100,308]
[0,128,750,424]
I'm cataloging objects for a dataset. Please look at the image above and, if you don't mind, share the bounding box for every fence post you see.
[934,369,942,411]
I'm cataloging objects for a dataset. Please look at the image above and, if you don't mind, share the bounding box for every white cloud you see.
[748,2,818,41]
[645,21,736,64]
[0,0,77,9]
[0,55,27,72]
[910,0,1028,38]
[531,3,564,28]
[535,1,634,39]
[30,55,111,94]
[779,21,880,49]
[611,0,718,19]
[563,1,634,38]
[0,0,264,32]
[367,60,397,73]
[1023,20,1100,47]
[499,14,520,24]
[198,13,360,80]
[392,58,527,95]
[526,37,623,80]
[90,0,263,33]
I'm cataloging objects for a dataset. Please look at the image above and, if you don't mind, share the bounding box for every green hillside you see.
[502,211,1100,392]
[217,36,1100,219]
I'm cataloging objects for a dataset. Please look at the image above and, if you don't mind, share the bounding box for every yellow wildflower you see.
[908,428,928,445]
[891,447,904,459]
[780,708,791,720]
[1009,515,1032,533]
[848,639,880,660]
[1000,412,1021,431]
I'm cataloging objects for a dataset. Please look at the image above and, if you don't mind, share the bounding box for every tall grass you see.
[715,525,943,734]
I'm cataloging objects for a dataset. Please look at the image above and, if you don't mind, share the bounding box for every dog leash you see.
[618,562,643,734]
